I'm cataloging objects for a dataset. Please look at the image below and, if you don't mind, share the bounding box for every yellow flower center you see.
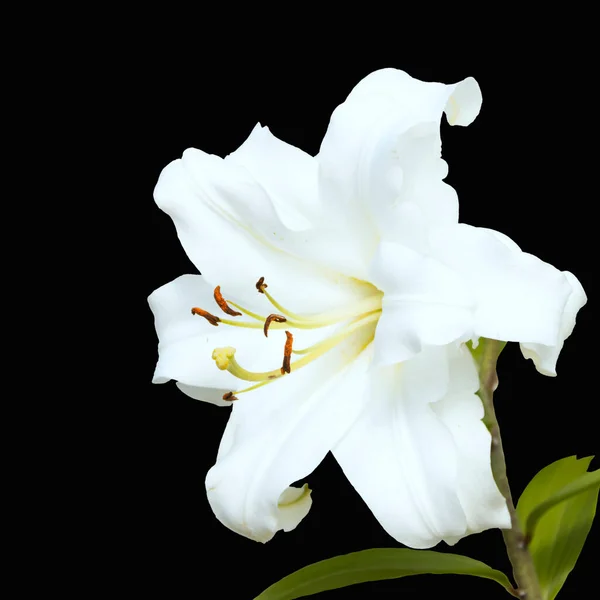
[192,278,383,401]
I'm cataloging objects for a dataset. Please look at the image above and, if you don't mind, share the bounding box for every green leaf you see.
[516,456,599,600]
[254,549,517,599]
[525,467,600,541]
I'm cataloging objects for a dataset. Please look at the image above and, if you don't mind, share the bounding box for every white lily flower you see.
[149,69,586,548]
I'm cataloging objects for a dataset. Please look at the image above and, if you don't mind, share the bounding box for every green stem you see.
[477,339,542,600]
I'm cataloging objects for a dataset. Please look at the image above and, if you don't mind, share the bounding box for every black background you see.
[136,37,597,599]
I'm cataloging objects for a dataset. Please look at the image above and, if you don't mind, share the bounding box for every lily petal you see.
[370,240,474,366]
[318,68,482,253]
[227,124,321,230]
[154,142,367,314]
[520,271,587,376]
[429,225,575,347]
[430,347,512,539]
[371,225,579,365]
[225,124,376,280]
[205,328,375,542]
[277,484,313,532]
[332,344,510,549]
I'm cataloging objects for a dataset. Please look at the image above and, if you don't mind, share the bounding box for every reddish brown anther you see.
[213,286,242,316]
[222,391,238,402]
[255,276,268,293]
[281,330,293,374]
[191,307,221,326]
[263,314,287,337]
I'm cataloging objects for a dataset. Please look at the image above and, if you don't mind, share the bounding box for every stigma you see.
[192,277,383,401]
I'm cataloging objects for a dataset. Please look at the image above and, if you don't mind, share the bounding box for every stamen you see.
[292,311,381,355]
[256,276,310,321]
[196,308,287,331]
[227,301,265,322]
[281,331,293,374]
[258,282,308,322]
[214,286,242,316]
[209,281,383,402]
[220,319,276,330]
[256,276,268,293]
[217,299,338,333]
[260,282,384,326]
[225,379,275,398]
[191,307,221,326]
[211,312,378,389]
[264,314,287,337]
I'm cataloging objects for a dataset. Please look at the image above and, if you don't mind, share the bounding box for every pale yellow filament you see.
[207,282,383,401]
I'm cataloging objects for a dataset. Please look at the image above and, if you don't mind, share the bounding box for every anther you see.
[191,307,221,326]
[264,314,287,337]
[256,276,268,293]
[222,391,238,402]
[214,286,242,316]
[281,331,293,374]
